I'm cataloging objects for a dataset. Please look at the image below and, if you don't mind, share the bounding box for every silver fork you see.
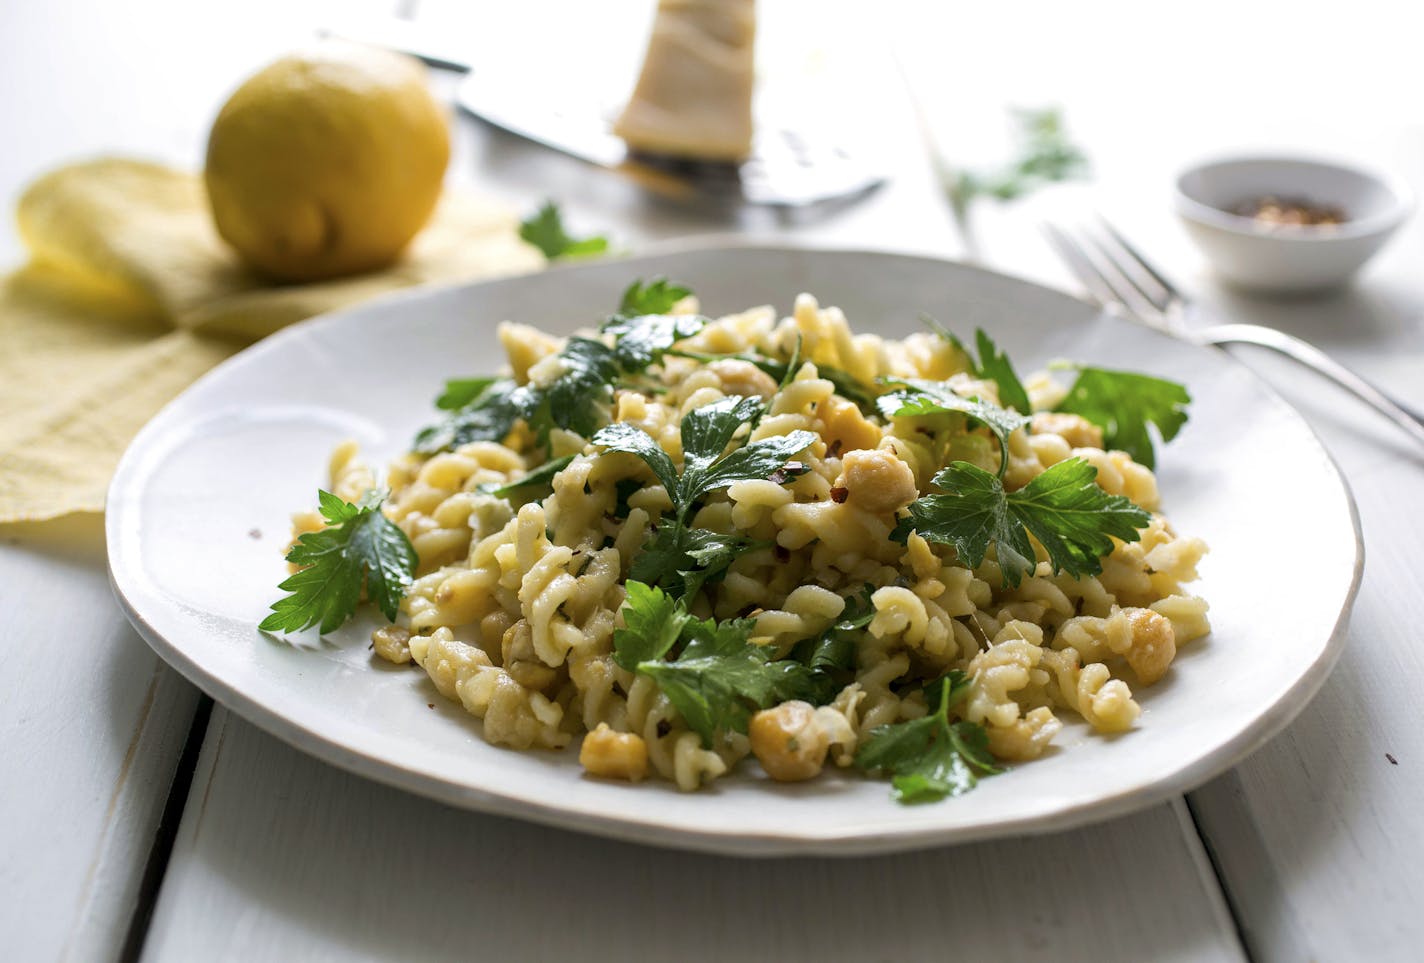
[1043,218,1424,449]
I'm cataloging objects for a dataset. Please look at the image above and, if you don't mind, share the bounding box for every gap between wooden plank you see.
[118,695,214,963]
[1180,793,1257,962]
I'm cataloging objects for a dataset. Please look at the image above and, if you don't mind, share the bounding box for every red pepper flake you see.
[830,486,849,504]
[768,461,810,485]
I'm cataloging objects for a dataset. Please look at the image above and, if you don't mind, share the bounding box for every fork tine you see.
[1047,222,1164,321]
[1094,216,1183,308]
[1071,224,1172,320]
[1040,223,1119,309]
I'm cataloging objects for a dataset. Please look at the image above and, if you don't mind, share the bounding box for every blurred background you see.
[5,0,1421,269]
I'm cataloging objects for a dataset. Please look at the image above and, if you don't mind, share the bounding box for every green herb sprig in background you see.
[518,201,609,261]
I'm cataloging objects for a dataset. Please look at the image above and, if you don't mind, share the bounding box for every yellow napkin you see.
[0,157,544,523]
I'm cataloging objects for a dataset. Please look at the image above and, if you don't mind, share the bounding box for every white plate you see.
[107,243,1362,856]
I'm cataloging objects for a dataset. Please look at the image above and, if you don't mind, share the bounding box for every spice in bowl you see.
[1231,195,1347,230]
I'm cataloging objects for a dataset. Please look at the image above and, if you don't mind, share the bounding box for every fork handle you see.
[1201,322,1424,448]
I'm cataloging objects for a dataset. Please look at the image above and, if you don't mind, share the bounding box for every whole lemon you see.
[204,42,450,282]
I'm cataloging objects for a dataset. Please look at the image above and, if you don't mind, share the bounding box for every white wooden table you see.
[4,2,1422,960]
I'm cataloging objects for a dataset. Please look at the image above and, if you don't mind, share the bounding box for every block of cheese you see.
[613,0,756,163]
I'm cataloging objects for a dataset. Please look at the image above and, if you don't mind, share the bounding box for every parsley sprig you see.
[923,318,1032,415]
[1055,366,1190,469]
[619,277,692,315]
[412,337,620,453]
[260,489,417,635]
[415,281,705,455]
[519,201,609,261]
[876,378,1029,479]
[946,107,1089,212]
[898,457,1150,587]
[786,586,874,705]
[854,672,1002,802]
[613,581,857,747]
[593,396,815,597]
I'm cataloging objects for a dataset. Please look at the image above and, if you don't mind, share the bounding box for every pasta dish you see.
[265,281,1208,802]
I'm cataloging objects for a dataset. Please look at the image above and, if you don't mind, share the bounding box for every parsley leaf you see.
[919,317,1029,413]
[777,335,805,391]
[676,397,817,509]
[593,397,815,599]
[419,296,707,456]
[619,277,693,315]
[595,396,816,525]
[636,616,779,747]
[601,313,706,372]
[614,582,876,747]
[519,201,609,261]
[973,329,1032,415]
[534,337,621,439]
[612,580,693,670]
[1055,367,1190,469]
[477,454,576,499]
[876,378,1028,478]
[900,457,1150,586]
[613,582,817,747]
[414,378,534,454]
[435,376,497,411]
[855,672,1001,803]
[787,586,874,705]
[591,421,679,496]
[260,489,417,635]
[627,525,767,599]
[416,338,620,454]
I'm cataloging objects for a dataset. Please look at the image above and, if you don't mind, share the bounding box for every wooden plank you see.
[140,708,1243,962]
[0,517,201,961]
[1185,354,1424,963]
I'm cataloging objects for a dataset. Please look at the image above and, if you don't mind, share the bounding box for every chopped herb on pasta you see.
[897,457,1152,587]
[261,488,416,635]
[855,672,1002,802]
[619,277,693,315]
[272,289,1208,803]
[1054,366,1191,469]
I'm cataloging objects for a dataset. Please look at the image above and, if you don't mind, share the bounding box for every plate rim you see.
[105,239,1365,856]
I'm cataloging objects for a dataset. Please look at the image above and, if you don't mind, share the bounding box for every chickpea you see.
[371,625,412,664]
[834,449,918,515]
[749,701,830,782]
[1122,607,1176,685]
[579,724,649,782]
[708,359,778,400]
[1031,412,1104,450]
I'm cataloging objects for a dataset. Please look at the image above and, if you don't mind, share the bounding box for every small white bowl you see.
[1174,154,1412,293]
